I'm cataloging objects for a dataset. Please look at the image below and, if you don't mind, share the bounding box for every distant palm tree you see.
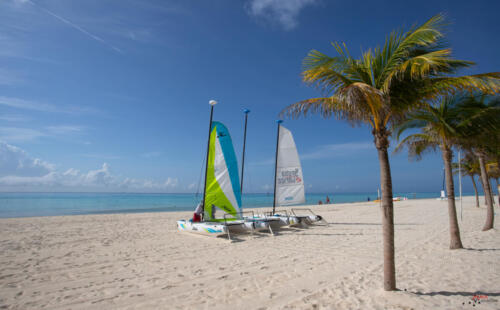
[452,153,480,208]
[280,14,500,290]
[486,158,500,206]
[491,149,500,206]
[457,95,500,230]
[395,96,469,249]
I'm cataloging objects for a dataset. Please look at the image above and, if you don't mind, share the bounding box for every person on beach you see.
[193,202,203,222]
[318,200,323,205]
[325,195,331,204]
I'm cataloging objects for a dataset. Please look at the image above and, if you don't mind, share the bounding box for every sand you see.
[0,196,499,309]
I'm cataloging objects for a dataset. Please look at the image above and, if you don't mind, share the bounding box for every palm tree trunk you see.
[441,146,463,249]
[490,178,496,206]
[478,176,485,205]
[477,152,494,231]
[471,175,479,208]
[374,130,396,291]
[496,178,500,206]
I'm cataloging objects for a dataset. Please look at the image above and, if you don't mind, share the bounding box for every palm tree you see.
[458,95,500,230]
[280,14,500,290]
[452,152,480,208]
[486,159,500,206]
[395,96,468,249]
[486,154,500,207]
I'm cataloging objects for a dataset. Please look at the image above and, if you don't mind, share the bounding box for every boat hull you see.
[177,220,228,237]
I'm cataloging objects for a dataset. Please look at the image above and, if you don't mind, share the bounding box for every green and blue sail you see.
[203,121,242,221]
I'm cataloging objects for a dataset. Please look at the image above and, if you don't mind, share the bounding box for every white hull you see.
[177,220,228,237]
[302,215,324,225]
[290,208,327,226]
[243,218,271,232]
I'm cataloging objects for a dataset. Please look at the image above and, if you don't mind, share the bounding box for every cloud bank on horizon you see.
[0,142,179,192]
[246,0,318,30]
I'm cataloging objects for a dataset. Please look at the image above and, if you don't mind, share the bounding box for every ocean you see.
[0,192,455,218]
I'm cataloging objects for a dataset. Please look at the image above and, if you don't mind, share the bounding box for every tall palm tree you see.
[280,14,500,290]
[395,96,468,249]
[452,152,480,208]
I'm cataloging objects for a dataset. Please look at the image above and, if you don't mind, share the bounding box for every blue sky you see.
[0,0,499,193]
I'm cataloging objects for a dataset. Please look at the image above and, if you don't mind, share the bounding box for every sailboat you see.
[270,120,325,226]
[177,100,251,238]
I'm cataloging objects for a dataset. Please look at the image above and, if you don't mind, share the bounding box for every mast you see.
[240,109,250,193]
[202,100,217,218]
[272,120,283,215]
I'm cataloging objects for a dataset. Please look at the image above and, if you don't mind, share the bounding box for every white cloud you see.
[246,0,318,30]
[0,96,100,115]
[46,125,84,135]
[0,127,47,142]
[81,154,121,160]
[0,96,58,112]
[18,0,122,53]
[0,125,85,142]
[0,115,30,122]
[0,142,54,177]
[301,142,374,160]
[248,142,373,166]
[0,142,179,192]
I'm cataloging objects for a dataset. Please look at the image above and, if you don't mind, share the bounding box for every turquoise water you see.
[0,192,451,218]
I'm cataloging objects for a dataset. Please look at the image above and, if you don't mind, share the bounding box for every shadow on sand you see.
[411,290,500,297]
[327,222,421,226]
[464,247,500,252]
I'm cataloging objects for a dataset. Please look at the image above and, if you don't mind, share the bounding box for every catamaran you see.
[177,100,249,238]
[177,101,268,238]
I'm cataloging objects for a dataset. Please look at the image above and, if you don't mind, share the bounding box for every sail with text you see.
[275,126,305,206]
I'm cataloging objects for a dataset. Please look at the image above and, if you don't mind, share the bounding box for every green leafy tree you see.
[281,14,500,290]
[395,96,469,249]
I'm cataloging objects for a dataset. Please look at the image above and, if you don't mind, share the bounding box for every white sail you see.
[275,126,305,206]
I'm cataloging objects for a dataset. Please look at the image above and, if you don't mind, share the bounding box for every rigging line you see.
[195,154,206,202]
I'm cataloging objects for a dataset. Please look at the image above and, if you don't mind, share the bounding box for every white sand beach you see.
[0,196,499,309]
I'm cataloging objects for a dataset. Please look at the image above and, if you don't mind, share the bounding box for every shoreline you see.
[0,194,479,220]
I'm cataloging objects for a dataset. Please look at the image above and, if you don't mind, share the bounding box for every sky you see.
[0,0,499,194]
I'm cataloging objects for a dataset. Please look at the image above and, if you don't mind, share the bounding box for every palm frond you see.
[393,133,438,160]
[377,14,447,88]
[279,97,364,126]
[426,73,500,97]
[381,49,475,91]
